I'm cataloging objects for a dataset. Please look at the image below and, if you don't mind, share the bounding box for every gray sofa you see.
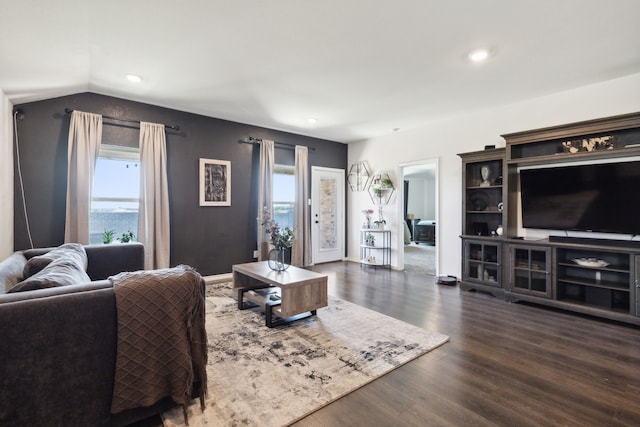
[0,243,195,426]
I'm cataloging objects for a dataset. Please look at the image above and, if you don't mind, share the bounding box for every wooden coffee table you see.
[232,261,328,327]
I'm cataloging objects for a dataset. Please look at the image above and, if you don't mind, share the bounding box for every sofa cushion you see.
[9,249,91,293]
[22,243,88,279]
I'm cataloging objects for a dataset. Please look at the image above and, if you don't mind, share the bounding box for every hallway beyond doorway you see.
[403,242,435,275]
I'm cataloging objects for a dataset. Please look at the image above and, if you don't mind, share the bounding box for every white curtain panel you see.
[293,145,311,266]
[138,122,170,269]
[257,139,274,261]
[64,110,103,244]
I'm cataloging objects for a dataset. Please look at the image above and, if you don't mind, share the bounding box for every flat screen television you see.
[519,160,640,235]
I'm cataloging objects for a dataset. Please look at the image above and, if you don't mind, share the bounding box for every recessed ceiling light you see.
[126,74,143,83]
[468,48,490,63]
[307,117,318,124]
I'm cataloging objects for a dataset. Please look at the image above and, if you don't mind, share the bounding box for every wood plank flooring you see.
[134,260,640,426]
[294,261,640,427]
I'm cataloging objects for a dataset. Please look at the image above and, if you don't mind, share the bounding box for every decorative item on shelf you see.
[480,165,491,187]
[347,161,371,191]
[472,222,489,236]
[469,191,489,211]
[373,219,386,230]
[362,209,374,229]
[367,173,395,206]
[365,233,375,246]
[572,258,609,268]
[261,207,294,272]
[497,202,504,212]
[561,135,616,154]
[496,225,503,236]
[494,175,503,185]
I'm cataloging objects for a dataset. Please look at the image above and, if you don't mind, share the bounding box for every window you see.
[89,145,140,244]
[273,165,295,230]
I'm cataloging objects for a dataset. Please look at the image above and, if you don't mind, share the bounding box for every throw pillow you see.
[22,255,54,279]
[10,255,91,293]
[22,243,88,279]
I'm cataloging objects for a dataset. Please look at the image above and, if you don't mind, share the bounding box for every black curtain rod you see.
[242,136,315,151]
[64,108,180,131]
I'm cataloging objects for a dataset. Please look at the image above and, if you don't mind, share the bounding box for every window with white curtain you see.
[273,164,295,229]
[89,144,140,244]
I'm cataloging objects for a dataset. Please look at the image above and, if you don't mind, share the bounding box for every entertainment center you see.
[459,112,640,325]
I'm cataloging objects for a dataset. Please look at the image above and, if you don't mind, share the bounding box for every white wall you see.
[0,90,13,258]
[347,72,640,276]
[406,176,436,221]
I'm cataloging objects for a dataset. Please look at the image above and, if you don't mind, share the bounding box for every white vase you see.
[496,225,503,236]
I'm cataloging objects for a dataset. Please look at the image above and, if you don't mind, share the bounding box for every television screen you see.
[520,160,640,235]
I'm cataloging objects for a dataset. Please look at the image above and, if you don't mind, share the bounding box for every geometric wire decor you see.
[347,161,371,191]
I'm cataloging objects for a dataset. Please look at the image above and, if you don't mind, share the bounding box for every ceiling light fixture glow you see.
[126,74,143,83]
[468,48,490,63]
[307,117,318,124]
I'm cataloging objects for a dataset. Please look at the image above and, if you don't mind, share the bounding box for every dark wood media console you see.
[459,112,640,325]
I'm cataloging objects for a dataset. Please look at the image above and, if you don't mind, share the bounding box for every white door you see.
[311,166,345,264]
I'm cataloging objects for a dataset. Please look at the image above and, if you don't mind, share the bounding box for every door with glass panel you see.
[311,167,345,264]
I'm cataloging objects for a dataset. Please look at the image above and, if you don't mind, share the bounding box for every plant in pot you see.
[261,207,295,272]
[102,229,115,244]
[119,230,135,243]
[368,173,395,206]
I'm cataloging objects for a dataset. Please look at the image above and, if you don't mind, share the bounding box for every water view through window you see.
[89,155,140,244]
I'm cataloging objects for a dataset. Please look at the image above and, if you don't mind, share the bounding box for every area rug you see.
[404,243,436,275]
[162,281,449,427]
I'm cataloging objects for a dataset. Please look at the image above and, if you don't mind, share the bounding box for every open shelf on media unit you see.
[555,247,632,313]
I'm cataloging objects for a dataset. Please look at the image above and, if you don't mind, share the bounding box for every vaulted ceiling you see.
[1,1,639,142]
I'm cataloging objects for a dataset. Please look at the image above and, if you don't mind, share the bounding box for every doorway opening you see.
[399,160,438,275]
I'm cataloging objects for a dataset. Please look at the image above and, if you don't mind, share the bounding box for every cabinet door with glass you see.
[463,239,502,288]
[509,245,551,297]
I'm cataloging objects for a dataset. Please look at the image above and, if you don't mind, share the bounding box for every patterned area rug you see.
[162,281,449,427]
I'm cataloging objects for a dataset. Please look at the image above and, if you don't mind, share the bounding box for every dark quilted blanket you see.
[109,265,207,423]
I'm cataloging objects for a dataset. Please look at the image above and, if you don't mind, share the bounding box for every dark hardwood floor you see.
[294,261,640,427]
[135,261,640,426]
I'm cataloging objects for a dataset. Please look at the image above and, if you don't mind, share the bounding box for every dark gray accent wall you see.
[13,92,347,275]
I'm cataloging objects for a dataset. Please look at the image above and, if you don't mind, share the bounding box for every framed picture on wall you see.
[199,158,231,206]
